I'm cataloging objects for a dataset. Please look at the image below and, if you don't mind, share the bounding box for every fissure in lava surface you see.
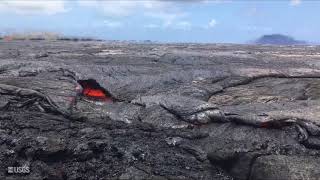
[77,79,113,102]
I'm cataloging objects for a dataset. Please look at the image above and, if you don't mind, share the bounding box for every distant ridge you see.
[0,32,101,41]
[254,34,307,45]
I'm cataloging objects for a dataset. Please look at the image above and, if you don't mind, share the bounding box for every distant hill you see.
[0,32,101,41]
[254,34,307,45]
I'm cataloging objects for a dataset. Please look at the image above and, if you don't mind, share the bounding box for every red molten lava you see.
[78,79,113,102]
[83,88,107,99]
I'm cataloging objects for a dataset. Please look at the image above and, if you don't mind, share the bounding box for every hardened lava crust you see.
[1,40,320,180]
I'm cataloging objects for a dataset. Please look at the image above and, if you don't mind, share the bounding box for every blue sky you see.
[1,0,319,43]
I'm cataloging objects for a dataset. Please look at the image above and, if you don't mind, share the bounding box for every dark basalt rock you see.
[249,155,320,180]
[1,40,320,179]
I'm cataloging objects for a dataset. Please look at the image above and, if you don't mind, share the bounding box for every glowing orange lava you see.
[78,79,113,102]
[83,88,107,99]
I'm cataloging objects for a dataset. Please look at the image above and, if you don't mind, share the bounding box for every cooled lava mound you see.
[1,40,320,180]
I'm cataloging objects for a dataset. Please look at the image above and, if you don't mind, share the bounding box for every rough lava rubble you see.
[1,41,320,180]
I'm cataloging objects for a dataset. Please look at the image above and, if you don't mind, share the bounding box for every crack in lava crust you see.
[77,79,113,102]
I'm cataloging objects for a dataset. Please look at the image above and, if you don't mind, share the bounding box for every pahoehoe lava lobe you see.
[1,40,320,180]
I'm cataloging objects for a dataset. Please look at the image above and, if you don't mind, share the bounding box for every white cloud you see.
[78,1,173,17]
[247,7,258,16]
[290,0,301,6]
[103,20,124,28]
[203,0,233,3]
[144,21,192,31]
[144,24,160,29]
[241,26,273,32]
[175,21,192,30]
[0,0,67,15]
[202,19,217,29]
[208,19,217,28]
[145,11,187,27]
[78,0,187,27]
[79,1,138,17]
